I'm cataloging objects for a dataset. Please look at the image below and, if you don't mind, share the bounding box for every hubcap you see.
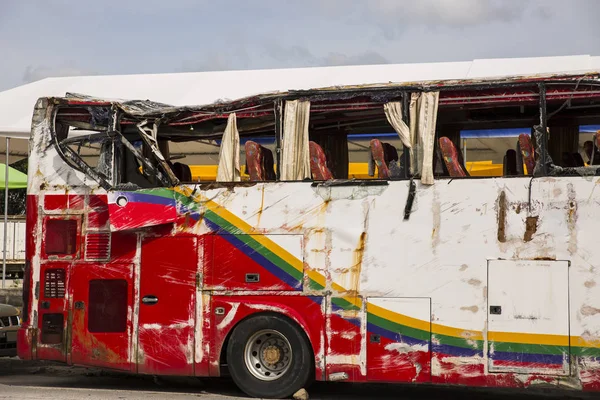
[244,329,292,381]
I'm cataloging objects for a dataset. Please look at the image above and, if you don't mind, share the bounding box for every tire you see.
[226,313,314,399]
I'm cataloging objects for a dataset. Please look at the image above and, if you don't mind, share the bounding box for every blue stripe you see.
[118,192,177,207]
[205,219,302,290]
[491,351,565,365]
[432,344,483,358]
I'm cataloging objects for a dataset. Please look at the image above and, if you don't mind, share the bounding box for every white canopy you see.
[0,54,599,140]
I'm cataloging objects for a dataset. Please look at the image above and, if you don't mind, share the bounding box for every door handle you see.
[142,295,158,305]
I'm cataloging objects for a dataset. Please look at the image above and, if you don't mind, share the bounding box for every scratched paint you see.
[15,94,600,393]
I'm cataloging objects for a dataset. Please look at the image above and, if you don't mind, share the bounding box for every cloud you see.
[23,65,91,84]
[263,43,388,68]
[322,51,389,66]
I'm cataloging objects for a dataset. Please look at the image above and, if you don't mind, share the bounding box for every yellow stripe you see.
[367,302,431,332]
[571,336,600,349]
[489,331,569,346]
[431,323,484,341]
[306,269,327,288]
[174,187,598,350]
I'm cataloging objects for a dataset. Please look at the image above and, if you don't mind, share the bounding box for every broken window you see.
[49,76,600,189]
[305,97,409,181]
[434,84,545,179]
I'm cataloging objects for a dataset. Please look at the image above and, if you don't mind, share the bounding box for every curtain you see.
[418,92,439,185]
[407,92,439,185]
[281,100,311,180]
[216,113,241,182]
[384,101,412,175]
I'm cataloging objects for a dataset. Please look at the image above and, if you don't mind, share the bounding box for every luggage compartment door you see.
[488,259,570,375]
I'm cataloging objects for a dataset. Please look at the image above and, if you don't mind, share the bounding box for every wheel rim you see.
[244,329,293,381]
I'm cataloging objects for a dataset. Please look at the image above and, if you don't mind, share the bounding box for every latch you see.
[370,334,381,344]
[74,301,85,310]
[489,305,502,315]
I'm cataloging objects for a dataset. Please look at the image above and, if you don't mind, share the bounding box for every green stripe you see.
[306,278,325,290]
[368,313,431,342]
[572,346,600,357]
[491,341,566,356]
[140,188,178,199]
[332,297,361,311]
[433,333,484,351]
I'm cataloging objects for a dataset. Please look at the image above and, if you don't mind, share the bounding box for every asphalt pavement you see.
[0,358,596,399]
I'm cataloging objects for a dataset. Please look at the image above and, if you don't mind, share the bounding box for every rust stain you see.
[533,256,556,261]
[459,264,468,272]
[584,280,596,288]
[497,191,507,243]
[72,309,124,364]
[515,203,521,214]
[467,278,482,287]
[581,305,600,316]
[460,306,479,313]
[348,231,367,294]
[523,216,538,242]
[255,185,265,228]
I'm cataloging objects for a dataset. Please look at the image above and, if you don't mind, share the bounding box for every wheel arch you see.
[219,310,316,365]
[212,296,325,379]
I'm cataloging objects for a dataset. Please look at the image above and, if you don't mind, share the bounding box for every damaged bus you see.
[17,70,600,398]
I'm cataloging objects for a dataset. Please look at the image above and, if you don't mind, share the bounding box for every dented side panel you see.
[19,100,600,391]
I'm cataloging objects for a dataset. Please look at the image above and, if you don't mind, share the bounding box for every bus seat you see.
[369,139,391,179]
[172,162,192,182]
[503,149,518,176]
[518,133,535,175]
[245,141,264,181]
[439,137,467,178]
[245,141,276,181]
[309,141,334,180]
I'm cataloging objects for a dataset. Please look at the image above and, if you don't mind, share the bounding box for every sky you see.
[1,0,599,92]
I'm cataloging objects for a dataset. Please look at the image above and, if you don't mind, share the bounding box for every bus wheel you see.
[226,314,313,399]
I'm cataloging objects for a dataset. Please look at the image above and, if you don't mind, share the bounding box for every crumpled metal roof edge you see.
[51,71,600,120]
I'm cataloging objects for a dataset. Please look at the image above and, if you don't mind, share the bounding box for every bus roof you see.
[1,54,599,138]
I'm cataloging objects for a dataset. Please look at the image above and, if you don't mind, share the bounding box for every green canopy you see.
[0,164,27,189]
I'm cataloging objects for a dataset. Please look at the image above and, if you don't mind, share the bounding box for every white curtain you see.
[417,92,439,185]
[384,101,412,172]
[216,113,241,182]
[281,100,311,180]
[384,102,411,149]
[408,92,439,185]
